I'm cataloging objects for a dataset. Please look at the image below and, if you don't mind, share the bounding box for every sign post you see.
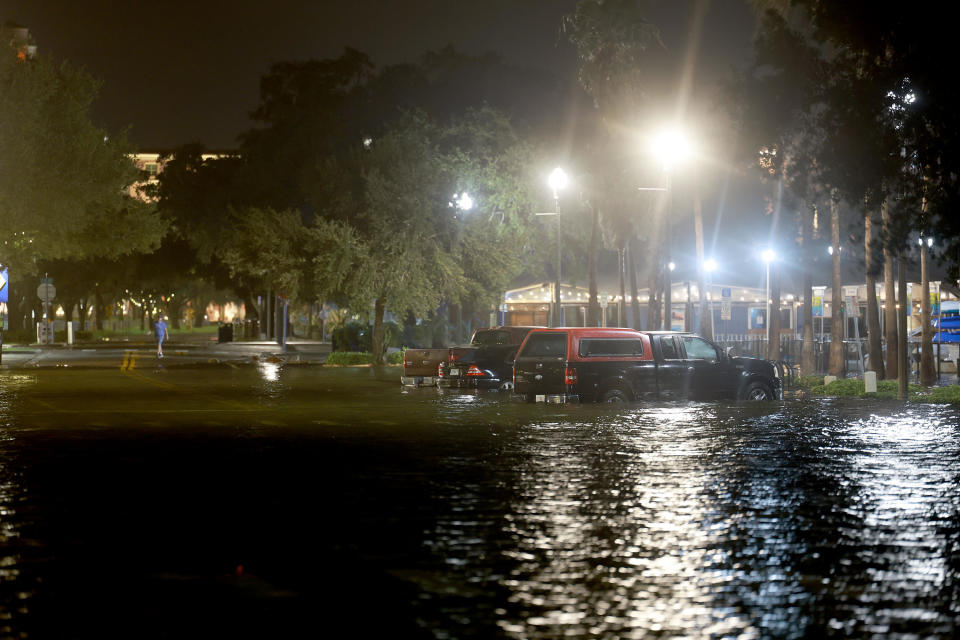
[37,277,56,345]
[844,285,864,374]
[0,266,8,332]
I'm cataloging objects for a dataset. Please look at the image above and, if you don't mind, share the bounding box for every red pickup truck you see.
[513,327,781,403]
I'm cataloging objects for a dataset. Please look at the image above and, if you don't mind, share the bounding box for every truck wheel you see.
[601,388,629,403]
[745,381,773,401]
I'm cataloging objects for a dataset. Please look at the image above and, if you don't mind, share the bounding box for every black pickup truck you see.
[439,326,543,390]
[513,328,782,403]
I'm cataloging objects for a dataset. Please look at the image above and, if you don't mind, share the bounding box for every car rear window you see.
[472,330,511,346]
[519,333,567,358]
[578,338,644,357]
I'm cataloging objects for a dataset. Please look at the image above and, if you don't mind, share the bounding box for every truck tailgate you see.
[403,348,448,377]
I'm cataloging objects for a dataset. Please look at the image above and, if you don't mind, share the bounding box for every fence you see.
[714,334,957,380]
[714,334,878,377]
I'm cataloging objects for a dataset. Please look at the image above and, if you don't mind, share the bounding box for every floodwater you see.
[1,365,959,638]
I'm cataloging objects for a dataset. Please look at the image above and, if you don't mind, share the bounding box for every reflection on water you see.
[0,368,958,638]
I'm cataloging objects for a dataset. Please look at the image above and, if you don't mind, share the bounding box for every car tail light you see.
[402,351,407,366]
[564,366,578,385]
[438,363,444,378]
[465,365,484,377]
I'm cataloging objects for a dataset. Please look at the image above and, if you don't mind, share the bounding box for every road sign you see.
[844,295,859,318]
[721,287,731,299]
[37,282,56,301]
[0,267,7,304]
[720,301,732,321]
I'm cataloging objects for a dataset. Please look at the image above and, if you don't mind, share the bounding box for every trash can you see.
[245,319,260,339]
[218,323,233,344]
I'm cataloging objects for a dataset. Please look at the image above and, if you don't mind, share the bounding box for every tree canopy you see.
[0,47,164,272]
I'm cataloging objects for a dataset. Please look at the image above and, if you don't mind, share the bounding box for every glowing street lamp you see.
[650,129,692,330]
[761,249,776,346]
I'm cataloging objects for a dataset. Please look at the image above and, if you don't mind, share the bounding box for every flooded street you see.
[1,365,959,638]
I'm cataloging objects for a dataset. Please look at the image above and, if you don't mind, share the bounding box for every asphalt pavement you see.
[0,335,332,369]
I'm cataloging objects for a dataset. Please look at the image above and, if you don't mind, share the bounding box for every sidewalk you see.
[0,337,333,369]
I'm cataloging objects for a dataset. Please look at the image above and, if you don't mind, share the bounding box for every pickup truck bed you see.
[401,348,448,386]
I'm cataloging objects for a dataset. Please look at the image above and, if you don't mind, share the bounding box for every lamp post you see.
[762,249,776,349]
[451,192,473,342]
[650,129,691,331]
[704,258,717,340]
[919,234,936,385]
[548,168,568,327]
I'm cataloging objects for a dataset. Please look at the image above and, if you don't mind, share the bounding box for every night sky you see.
[3,0,755,149]
[5,0,806,287]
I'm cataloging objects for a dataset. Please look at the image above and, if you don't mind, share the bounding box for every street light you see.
[704,258,717,338]
[548,167,568,327]
[761,249,776,348]
[451,192,474,341]
[650,129,692,331]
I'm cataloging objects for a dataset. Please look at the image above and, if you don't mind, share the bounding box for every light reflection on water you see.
[417,399,960,639]
[0,368,958,638]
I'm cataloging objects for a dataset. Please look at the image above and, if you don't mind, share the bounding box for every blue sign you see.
[721,287,731,299]
[0,267,8,304]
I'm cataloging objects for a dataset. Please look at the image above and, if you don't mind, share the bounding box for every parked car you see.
[401,348,448,386]
[513,328,782,403]
[439,326,543,390]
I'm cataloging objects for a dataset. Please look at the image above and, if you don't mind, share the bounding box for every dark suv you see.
[439,326,542,390]
[513,328,781,403]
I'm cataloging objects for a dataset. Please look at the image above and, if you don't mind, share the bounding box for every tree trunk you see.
[829,193,845,377]
[618,246,627,327]
[767,260,782,360]
[801,202,816,375]
[694,183,710,339]
[94,290,105,332]
[168,297,184,330]
[919,239,936,385]
[628,237,641,329]
[371,297,386,365]
[864,207,885,378]
[897,259,909,398]
[882,198,899,379]
[587,204,601,327]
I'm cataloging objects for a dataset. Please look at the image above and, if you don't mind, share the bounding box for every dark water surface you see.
[1,365,959,638]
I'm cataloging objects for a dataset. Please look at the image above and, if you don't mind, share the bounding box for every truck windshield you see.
[472,330,511,346]
[519,333,567,358]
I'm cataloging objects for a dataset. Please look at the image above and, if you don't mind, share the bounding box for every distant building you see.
[3,21,37,60]
[128,151,237,201]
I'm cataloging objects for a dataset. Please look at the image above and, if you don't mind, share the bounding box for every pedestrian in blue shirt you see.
[155,316,169,358]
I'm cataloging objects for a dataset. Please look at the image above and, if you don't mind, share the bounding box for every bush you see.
[811,377,925,400]
[1,329,37,344]
[796,375,825,391]
[54,329,93,342]
[332,322,371,352]
[325,351,372,365]
[386,350,403,365]
[915,385,960,404]
[331,320,401,353]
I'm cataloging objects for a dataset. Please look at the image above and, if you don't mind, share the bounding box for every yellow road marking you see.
[119,365,257,410]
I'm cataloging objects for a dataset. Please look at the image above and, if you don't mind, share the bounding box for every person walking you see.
[155,315,169,358]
